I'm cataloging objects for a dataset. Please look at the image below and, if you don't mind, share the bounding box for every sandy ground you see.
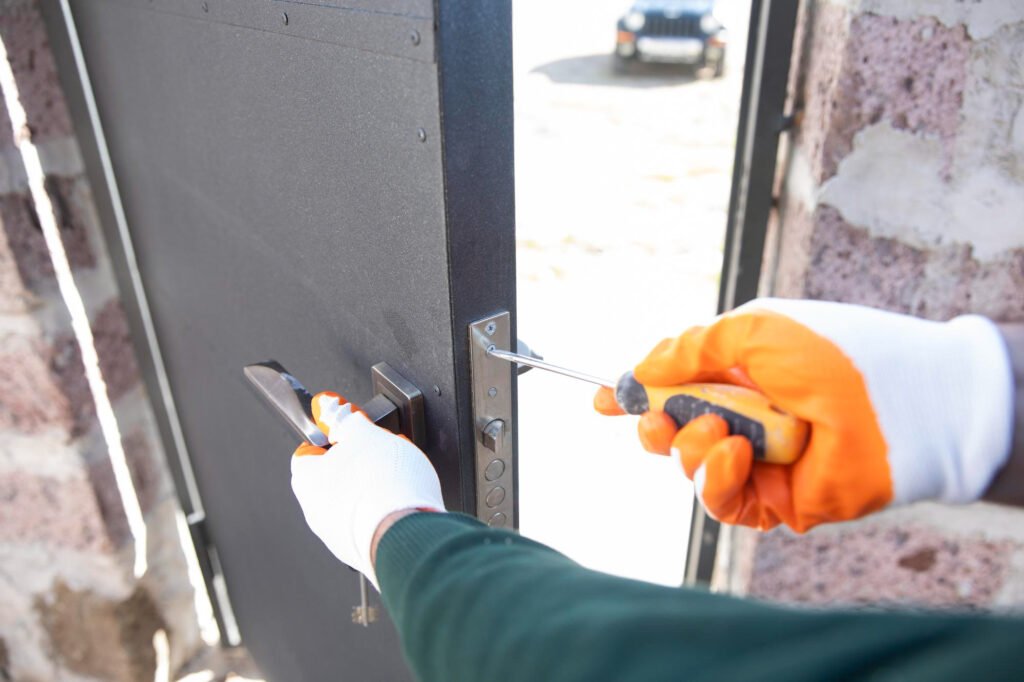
[514,0,750,586]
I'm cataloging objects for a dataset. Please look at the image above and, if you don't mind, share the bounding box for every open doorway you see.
[514,0,752,586]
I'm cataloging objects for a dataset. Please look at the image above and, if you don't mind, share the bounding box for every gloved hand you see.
[600,298,1015,532]
[290,392,445,588]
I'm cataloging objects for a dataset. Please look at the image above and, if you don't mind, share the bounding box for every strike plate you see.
[468,312,515,527]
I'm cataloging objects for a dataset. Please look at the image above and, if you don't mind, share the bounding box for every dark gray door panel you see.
[51,0,515,679]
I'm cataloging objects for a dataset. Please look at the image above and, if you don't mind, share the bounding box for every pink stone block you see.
[0,307,141,443]
[791,2,850,184]
[0,2,74,145]
[0,223,32,313]
[33,298,145,436]
[0,333,86,435]
[91,300,141,402]
[0,183,97,292]
[795,8,969,182]
[749,524,1014,610]
[840,15,967,177]
[766,191,816,301]
[804,206,927,313]
[775,206,1024,322]
[0,83,12,149]
[0,471,118,553]
[48,334,98,436]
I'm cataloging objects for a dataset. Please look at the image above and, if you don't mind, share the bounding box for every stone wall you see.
[717,0,1024,611]
[0,1,202,679]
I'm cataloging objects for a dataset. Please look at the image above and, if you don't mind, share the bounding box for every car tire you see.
[613,54,639,75]
[712,55,726,79]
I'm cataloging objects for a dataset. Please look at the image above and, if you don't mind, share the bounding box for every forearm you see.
[984,323,1024,506]
[374,513,1024,682]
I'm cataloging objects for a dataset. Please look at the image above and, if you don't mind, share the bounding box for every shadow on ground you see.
[530,54,705,88]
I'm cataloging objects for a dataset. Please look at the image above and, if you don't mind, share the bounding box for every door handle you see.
[243,361,425,449]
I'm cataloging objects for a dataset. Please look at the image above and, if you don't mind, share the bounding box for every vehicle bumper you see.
[616,31,727,65]
[635,36,704,63]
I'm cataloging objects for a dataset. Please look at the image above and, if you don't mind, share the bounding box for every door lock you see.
[468,312,516,528]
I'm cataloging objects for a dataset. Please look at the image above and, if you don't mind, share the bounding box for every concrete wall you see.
[0,1,203,679]
[716,0,1024,611]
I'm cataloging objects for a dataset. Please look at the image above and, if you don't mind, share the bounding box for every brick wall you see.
[0,1,202,679]
[717,0,1024,611]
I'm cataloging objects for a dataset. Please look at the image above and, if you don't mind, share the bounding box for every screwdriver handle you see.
[615,372,809,465]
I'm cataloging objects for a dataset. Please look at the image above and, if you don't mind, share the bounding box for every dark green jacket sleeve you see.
[377,513,1022,682]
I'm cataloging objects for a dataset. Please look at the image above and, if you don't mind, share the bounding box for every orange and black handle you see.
[614,372,809,465]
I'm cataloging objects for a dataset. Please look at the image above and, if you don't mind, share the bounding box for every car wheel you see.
[613,54,639,75]
[712,55,726,78]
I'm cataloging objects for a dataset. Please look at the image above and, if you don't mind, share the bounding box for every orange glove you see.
[601,299,1015,532]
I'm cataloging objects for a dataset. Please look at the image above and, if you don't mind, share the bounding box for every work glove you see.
[290,392,446,588]
[600,298,1015,532]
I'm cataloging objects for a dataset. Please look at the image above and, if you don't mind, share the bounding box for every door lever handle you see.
[243,360,426,449]
[243,361,329,447]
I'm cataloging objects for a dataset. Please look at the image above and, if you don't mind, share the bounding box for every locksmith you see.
[290,299,1024,681]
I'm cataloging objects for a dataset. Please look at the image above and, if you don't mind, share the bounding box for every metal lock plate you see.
[468,312,515,527]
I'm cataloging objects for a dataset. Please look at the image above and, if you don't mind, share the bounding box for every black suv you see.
[615,0,727,76]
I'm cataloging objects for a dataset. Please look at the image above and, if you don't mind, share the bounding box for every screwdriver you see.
[487,347,809,465]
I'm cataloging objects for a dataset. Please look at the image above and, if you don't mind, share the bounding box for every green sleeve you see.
[376,513,1023,682]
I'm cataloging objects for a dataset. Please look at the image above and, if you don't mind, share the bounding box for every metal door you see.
[43,1,516,679]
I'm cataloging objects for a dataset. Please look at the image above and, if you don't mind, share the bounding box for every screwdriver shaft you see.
[486,347,616,388]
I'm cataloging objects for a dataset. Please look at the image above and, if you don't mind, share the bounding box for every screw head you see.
[409,30,421,46]
[281,11,289,25]
[416,128,427,143]
[484,322,497,335]
[488,387,498,398]
[432,385,442,396]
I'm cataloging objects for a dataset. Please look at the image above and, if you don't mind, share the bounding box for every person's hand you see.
[599,298,1015,532]
[290,392,445,588]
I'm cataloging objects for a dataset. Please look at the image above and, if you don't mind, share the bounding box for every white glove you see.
[290,392,446,588]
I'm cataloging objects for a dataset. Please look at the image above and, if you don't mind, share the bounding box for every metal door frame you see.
[685,0,799,586]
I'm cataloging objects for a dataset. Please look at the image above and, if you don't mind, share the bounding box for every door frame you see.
[685,0,800,586]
